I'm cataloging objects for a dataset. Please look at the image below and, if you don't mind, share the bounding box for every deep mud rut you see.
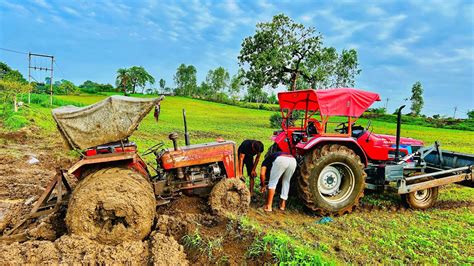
[0,126,269,265]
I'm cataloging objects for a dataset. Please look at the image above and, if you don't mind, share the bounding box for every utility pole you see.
[453,106,458,119]
[28,52,54,106]
[384,98,389,110]
[28,53,31,104]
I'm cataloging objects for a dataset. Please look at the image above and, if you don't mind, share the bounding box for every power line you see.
[0,47,28,55]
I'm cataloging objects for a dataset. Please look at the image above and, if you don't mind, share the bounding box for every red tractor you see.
[269,88,473,215]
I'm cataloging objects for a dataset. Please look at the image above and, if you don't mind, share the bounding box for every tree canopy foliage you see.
[115,66,155,95]
[174,64,197,96]
[410,81,424,116]
[238,14,361,90]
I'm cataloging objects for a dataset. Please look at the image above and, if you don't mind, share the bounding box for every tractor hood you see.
[373,133,424,147]
[52,95,163,150]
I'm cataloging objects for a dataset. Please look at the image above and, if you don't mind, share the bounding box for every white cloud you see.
[366,5,385,16]
[416,48,474,65]
[63,6,80,17]
[1,1,30,15]
[190,0,216,31]
[257,0,274,10]
[409,0,461,17]
[376,14,407,40]
[30,0,51,9]
[221,0,241,14]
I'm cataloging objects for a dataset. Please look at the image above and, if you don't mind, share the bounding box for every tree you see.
[205,67,230,99]
[238,14,361,91]
[468,110,474,120]
[0,79,32,112]
[246,86,268,103]
[128,66,155,94]
[79,80,114,93]
[159,79,166,93]
[0,62,27,84]
[197,81,211,98]
[115,68,130,95]
[58,80,78,95]
[229,71,244,100]
[174,64,197,96]
[410,81,424,116]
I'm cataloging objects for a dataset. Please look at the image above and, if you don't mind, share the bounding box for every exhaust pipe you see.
[394,105,405,162]
[183,109,190,146]
[169,132,184,179]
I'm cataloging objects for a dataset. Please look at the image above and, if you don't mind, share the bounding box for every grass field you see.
[16,94,474,264]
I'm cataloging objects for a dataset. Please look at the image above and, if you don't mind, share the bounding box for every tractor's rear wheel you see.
[401,187,438,210]
[209,178,250,217]
[299,144,366,216]
[66,167,156,245]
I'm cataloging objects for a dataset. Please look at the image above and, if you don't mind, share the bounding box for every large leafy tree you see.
[238,14,361,90]
[410,81,424,116]
[174,64,197,96]
[115,66,155,95]
[58,80,78,95]
[128,66,155,94]
[0,62,27,84]
[205,67,230,99]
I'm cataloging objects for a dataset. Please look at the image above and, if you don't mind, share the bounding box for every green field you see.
[18,94,474,264]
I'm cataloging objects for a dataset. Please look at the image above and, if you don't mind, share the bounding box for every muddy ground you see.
[0,127,270,265]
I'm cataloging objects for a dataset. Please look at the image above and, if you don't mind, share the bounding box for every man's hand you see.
[251,170,257,178]
[260,185,267,193]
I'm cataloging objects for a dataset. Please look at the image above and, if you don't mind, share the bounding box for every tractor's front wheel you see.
[299,144,366,215]
[401,187,438,210]
[209,178,250,217]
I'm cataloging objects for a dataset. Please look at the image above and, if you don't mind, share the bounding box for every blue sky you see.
[0,0,473,117]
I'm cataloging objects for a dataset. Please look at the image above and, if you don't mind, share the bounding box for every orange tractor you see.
[1,96,250,244]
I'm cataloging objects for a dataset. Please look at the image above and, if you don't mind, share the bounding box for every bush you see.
[4,113,29,129]
[18,93,85,107]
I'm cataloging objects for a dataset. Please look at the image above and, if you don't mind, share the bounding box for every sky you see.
[0,0,473,117]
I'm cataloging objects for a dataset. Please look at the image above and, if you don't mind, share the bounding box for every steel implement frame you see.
[398,165,472,194]
[0,169,71,243]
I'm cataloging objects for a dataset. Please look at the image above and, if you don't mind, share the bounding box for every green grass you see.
[14,93,474,264]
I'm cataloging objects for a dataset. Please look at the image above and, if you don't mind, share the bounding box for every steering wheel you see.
[365,120,372,131]
[142,142,165,156]
[335,122,348,133]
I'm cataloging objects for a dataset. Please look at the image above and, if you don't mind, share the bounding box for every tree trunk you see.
[291,72,299,91]
[14,94,18,112]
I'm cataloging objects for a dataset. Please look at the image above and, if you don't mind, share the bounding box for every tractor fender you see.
[297,137,368,166]
[271,131,290,153]
[68,152,149,179]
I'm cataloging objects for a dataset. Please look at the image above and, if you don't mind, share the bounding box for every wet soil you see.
[0,126,268,265]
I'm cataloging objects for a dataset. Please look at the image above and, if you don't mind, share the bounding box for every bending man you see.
[238,139,264,195]
[260,152,297,211]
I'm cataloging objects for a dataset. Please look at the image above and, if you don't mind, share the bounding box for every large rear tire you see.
[299,144,366,215]
[66,167,156,245]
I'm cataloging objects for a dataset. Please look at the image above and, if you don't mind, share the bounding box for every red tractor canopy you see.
[278,88,381,117]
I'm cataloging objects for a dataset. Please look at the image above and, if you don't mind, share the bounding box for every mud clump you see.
[57,235,150,264]
[0,234,152,264]
[150,232,189,265]
[209,178,251,217]
[66,167,156,244]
